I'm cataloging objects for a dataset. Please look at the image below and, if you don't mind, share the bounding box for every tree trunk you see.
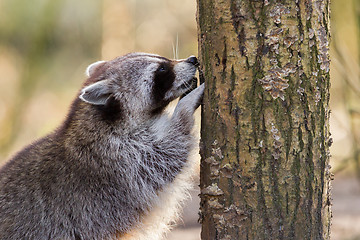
[197,1,332,239]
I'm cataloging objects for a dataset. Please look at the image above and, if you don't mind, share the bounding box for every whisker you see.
[172,41,176,59]
[179,77,197,99]
[176,33,179,60]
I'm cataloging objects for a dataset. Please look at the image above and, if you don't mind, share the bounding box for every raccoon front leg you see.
[171,83,205,134]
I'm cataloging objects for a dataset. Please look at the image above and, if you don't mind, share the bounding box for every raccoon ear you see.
[86,61,106,77]
[79,80,112,105]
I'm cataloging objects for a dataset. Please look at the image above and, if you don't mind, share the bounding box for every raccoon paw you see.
[175,83,205,115]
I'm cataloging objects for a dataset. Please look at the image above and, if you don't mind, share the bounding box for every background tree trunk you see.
[197,1,332,239]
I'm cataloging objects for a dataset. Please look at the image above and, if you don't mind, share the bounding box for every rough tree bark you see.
[197,1,332,239]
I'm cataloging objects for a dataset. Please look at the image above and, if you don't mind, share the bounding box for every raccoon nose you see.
[185,56,198,66]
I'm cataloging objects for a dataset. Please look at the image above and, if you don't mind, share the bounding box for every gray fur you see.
[0,53,204,240]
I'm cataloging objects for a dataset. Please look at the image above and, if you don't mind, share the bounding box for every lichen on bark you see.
[197,0,332,239]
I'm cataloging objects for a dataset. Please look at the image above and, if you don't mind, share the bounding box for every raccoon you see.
[0,53,204,240]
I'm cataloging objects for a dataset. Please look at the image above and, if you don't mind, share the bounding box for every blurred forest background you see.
[0,0,359,239]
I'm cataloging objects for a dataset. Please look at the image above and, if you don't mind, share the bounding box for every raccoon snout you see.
[185,56,199,66]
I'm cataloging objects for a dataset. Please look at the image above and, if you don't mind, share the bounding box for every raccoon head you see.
[79,53,198,122]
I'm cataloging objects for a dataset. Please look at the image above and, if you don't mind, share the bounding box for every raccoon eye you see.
[157,64,168,73]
